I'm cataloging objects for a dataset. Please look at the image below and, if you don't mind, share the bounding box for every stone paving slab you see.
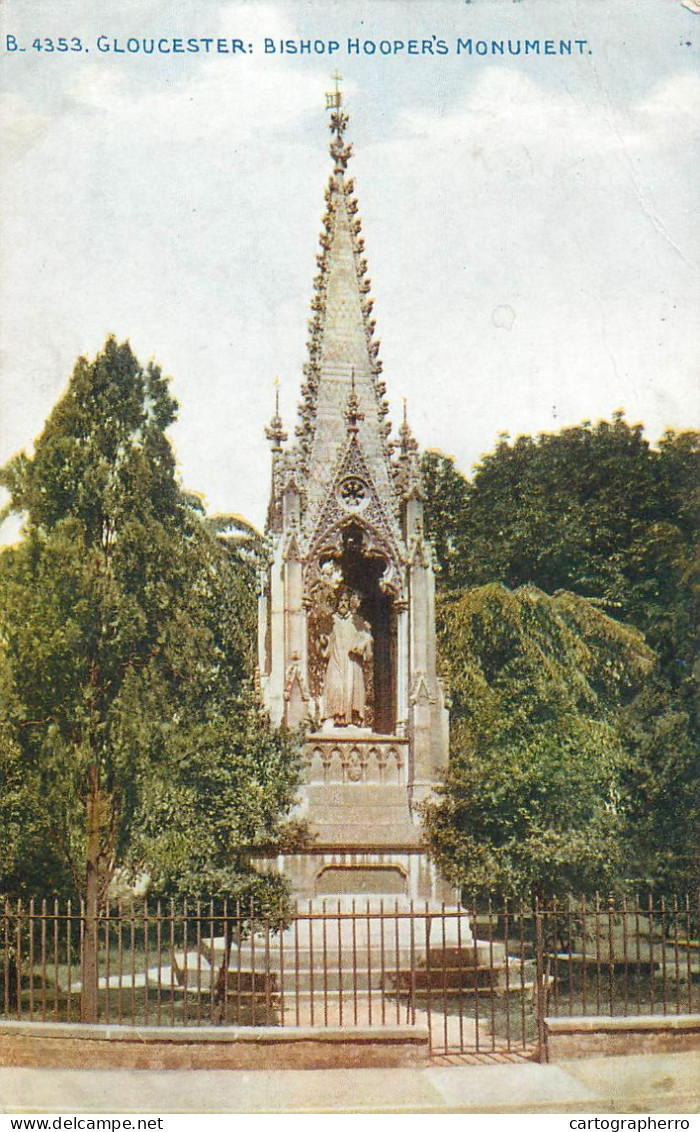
[0,1066,440,1114]
[425,1062,597,1111]
[560,1052,699,1113]
[0,1053,698,1114]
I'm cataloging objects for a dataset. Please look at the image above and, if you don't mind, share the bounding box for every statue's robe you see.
[323,612,373,725]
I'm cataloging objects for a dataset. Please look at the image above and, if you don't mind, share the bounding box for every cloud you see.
[0,93,51,160]
[353,66,699,474]
[397,67,700,160]
[634,73,700,146]
[62,3,320,143]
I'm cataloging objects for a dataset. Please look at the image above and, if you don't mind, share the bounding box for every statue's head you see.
[337,590,351,616]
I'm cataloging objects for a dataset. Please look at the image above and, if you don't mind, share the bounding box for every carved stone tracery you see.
[306,434,403,598]
[304,738,408,786]
[338,475,368,509]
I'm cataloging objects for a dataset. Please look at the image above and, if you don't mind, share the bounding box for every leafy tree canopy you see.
[422,418,698,894]
[424,583,664,899]
[422,417,698,707]
[0,337,301,916]
[616,679,699,893]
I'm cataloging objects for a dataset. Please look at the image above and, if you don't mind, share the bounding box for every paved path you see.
[0,1052,697,1113]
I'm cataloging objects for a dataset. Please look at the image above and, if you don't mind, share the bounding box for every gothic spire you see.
[297,81,395,526]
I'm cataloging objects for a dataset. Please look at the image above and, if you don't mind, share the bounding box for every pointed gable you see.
[308,433,403,589]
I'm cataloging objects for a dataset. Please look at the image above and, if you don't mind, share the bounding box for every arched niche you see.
[307,522,398,734]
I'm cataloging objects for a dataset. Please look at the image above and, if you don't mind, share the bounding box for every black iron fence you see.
[1,894,697,1056]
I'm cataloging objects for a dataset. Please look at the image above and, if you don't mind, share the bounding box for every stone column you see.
[425,547,449,774]
[282,483,307,726]
[257,567,268,676]
[406,497,434,792]
[395,597,409,735]
[284,553,303,668]
[301,595,311,694]
[266,535,286,726]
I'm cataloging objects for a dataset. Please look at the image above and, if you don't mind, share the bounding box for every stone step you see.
[304,785,411,802]
[194,939,516,994]
[306,827,423,848]
[166,970,534,996]
[199,912,476,962]
[97,972,149,990]
[166,955,536,995]
[560,946,700,973]
[171,952,213,987]
[204,941,501,969]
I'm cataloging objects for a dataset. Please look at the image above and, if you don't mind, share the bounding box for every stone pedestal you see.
[254,730,455,905]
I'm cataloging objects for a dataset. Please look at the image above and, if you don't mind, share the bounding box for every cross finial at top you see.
[325,70,343,111]
[327,74,351,171]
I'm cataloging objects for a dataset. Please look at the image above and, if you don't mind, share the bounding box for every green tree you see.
[421,420,698,893]
[130,693,304,915]
[422,418,698,702]
[420,450,471,590]
[424,583,656,900]
[616,681,699,893]
[0,338,301,1015]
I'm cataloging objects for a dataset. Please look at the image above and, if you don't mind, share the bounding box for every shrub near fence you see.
[1,894,697,1056]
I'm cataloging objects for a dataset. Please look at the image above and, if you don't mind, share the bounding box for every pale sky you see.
[1,0,698,543]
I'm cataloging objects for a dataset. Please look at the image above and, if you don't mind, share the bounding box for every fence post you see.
[534,895,548,1063]
[608,895,616,1017]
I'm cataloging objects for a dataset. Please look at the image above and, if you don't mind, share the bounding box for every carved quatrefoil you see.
[338,475,368,510]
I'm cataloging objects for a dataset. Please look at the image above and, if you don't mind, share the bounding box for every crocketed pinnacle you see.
[392,399,423,502]
[398,398,418,457]
[265,384,287,452]
[297,88,395,527]
[344,370,364,436]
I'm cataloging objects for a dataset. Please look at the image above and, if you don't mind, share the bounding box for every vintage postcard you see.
[0,0,698,1119]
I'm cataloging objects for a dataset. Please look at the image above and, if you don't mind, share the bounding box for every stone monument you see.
[257,84,451,903]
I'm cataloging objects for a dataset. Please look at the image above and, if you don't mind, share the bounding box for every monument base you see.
[254,731,454,904]
[252,847,455,904]
[299,731,419,845]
